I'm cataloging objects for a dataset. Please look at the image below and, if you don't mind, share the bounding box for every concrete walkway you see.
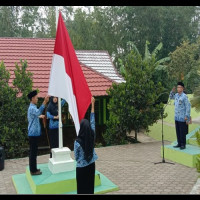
[0,133,200,194]
[191,116,200,125]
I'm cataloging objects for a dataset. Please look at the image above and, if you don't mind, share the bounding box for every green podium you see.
[12,163,119,194]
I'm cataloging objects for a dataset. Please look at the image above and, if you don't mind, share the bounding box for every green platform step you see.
[12,163,119,194]
[188,138,198,146]
[162,125,200,168]
[162,144,200,168]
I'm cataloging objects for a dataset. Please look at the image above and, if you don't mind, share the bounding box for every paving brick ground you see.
[0,137,200,195]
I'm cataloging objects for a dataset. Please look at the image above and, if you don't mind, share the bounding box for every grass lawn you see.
[146,94,200,142]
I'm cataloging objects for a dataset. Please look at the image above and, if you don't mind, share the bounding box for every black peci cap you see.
[177,82,184,88]
[27,90,37,100]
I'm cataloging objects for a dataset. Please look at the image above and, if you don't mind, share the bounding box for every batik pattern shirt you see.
[74,113,98,168]
[28,103,45,136]
[47,99,66,129]
[169,91,191,122]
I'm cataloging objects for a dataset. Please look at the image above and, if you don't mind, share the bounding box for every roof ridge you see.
[76,50,109,53]
[0,38,119,57]
[0,37,55,40]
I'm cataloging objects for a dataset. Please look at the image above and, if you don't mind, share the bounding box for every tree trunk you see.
[135,129,137,142]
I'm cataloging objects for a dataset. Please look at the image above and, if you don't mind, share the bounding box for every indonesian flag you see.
[48,12,92,135]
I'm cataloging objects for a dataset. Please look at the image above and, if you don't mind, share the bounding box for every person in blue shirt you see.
[27,90,49,175]
[46,96,66,158]
[169,82,191,149]
[74,97,98,194]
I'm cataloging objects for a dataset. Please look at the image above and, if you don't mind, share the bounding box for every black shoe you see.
[180,146,186,150]
[173,145,181,148]
[31,170,42,176]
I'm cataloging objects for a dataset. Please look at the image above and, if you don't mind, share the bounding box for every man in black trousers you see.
[27,90,49,175]
[169,82,191,150]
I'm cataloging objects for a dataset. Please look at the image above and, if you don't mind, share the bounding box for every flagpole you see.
[48,7,75,174]
[56,6,63,149]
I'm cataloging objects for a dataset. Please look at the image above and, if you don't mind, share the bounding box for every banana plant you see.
[119,40,170,78]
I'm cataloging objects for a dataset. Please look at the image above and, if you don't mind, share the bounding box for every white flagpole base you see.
[48,147,75,174]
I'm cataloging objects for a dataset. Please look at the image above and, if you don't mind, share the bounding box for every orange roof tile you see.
[0,37,117,97]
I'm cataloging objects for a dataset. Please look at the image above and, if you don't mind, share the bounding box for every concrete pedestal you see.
[48,147,75,174]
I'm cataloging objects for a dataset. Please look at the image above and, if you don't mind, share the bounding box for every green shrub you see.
[103,49,165,145]
[195,131,200,173]
[0,60,34,159]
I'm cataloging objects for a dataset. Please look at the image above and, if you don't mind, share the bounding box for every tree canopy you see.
[0,60,34,158]
[0,6,199,63]
[103,43,166,145]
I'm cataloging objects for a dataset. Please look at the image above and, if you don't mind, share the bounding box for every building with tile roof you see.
[0,37,124,147]
[0,38,124,97]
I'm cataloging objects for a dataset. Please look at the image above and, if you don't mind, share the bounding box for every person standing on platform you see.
[74,97,98,194]
[169,82,191,150]
[46,96,66,158]
[27,90,49,175]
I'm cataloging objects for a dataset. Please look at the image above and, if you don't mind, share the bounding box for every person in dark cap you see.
[27,90,49,175]
[169,82,191,150]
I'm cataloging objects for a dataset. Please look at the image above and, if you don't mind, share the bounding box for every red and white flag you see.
[48,12,92,135]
